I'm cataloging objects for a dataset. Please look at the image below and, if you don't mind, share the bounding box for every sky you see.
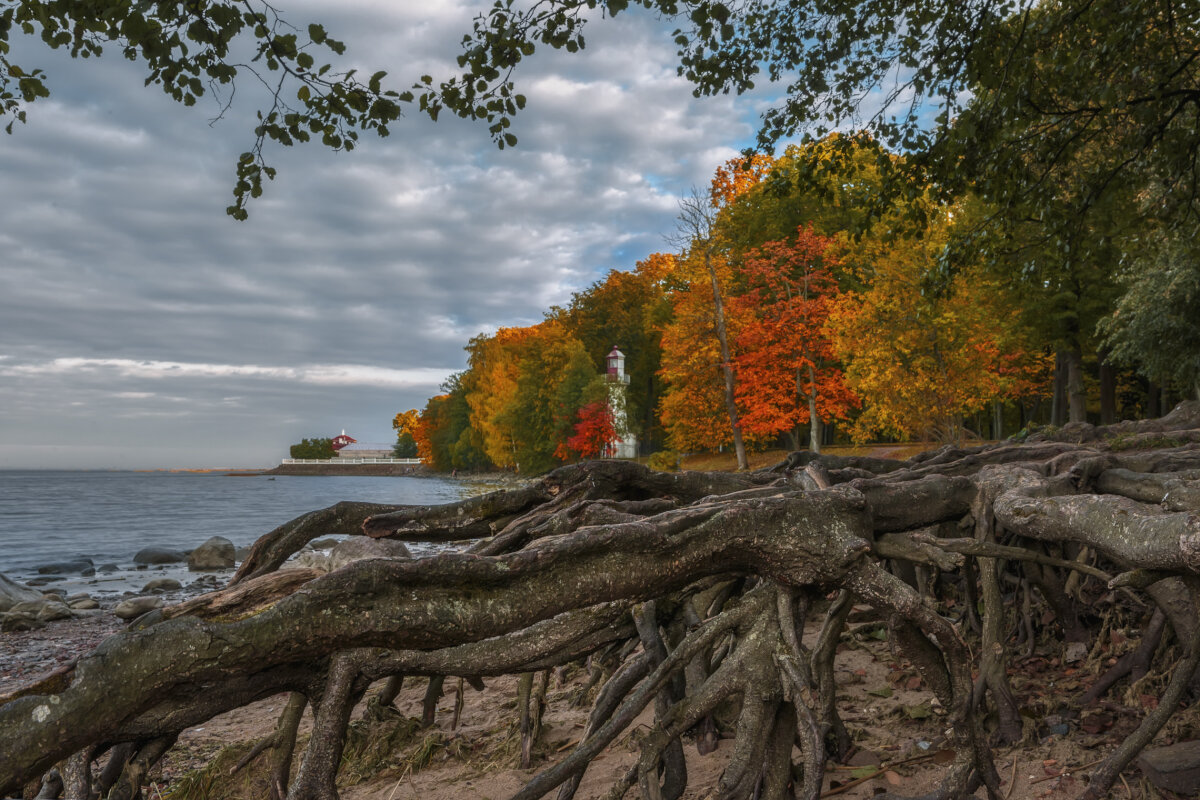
[0,1,781,470]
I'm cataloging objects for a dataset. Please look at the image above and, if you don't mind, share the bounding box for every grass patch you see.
[158,742,270,800]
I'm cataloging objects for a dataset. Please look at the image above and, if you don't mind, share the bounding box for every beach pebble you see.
[113,596,164,620]
[142,578,183,593]
[188,536,236,571]
[133,547,188,565]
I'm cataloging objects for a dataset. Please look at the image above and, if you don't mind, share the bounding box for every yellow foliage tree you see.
[826,212,1050,443]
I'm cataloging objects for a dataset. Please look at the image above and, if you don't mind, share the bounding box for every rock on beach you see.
[133,547,189,565]
[187,536,236,571]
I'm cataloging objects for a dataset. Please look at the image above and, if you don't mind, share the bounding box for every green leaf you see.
[903,703,932,719]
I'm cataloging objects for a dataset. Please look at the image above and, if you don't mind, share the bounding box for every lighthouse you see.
[604,346,639,458]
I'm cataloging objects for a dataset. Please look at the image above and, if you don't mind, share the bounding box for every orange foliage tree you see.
[710,153,774,208]
[731,225,859,452]
[657,251,760,452]
[412,396,445,466]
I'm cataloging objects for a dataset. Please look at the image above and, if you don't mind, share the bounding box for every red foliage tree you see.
[555,402,617,461]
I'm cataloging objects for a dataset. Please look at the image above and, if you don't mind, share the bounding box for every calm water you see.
[0,471,475,595]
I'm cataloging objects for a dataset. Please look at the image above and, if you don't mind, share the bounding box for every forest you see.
[400,139,1198,476]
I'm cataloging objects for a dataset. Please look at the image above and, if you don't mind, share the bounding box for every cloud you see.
[0,1,784,469]
[1,357,452,389]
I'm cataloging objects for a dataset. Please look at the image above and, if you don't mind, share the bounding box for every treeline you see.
[399,135,1200,473]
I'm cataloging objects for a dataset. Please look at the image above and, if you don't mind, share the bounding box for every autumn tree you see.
[827,209,1049,443]
[667,188,749,469]
[391,409,420,458]
[731,225,858,452]
[657,247,758,454]
[461,327,536,470]
[415,374,491,472]
[554,401,616,460]
[498,320,599,474]
[557,253,674,450]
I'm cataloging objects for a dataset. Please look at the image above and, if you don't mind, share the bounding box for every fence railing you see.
[280,458,423,465]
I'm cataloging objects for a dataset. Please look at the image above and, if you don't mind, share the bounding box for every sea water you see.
[0,470,476,597]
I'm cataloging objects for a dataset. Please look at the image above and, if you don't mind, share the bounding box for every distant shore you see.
[260,463,430,477]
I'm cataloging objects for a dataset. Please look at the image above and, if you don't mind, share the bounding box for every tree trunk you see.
[1099,353,1117,424]
[1065,345,1087,423]
[1051,349,1068,426]
[807,386,821,454]
[704,249,747,470]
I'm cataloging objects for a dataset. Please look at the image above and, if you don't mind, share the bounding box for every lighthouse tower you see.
[605,346,639,459]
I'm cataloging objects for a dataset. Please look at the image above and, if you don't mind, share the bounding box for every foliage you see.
[646,449,682,471]
[1,1,407,218]
[557,253,674,450]
[289,437,335,459]
[556,401,616,460]
[393,432,418,458]
[392,408,421,457]
[827,209,1050,443]
[497,321,598,473]
[657,250,756,452]
[1098,231,1200,398]
[415,375,492,472]
[731,224,858,450]
[392,409,420,437]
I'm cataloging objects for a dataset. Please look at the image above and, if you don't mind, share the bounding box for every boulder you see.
[1137,740,1200,795]
[8,599,72,622]
[133,547,188,565]
[327,536,412,572]
[69,597,100,610]
[0,572,43,612]
[25,576,64,586]
[113,596,164,621]
[309,537,341,550]
[142,578,183,593]
[187,536,236,571]
[0,611,42,632]
[285,551,331,572]
[35,558,94,575]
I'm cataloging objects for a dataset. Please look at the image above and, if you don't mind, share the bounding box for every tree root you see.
[7,417,1200,800]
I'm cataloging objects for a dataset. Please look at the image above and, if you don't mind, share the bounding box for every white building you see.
[604,346,639,459]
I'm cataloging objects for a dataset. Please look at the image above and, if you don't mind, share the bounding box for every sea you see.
[0,470,483,598]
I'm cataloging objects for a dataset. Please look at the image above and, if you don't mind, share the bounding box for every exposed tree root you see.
[6,403,1200,799]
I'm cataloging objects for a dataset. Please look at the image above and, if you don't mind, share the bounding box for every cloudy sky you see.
[0,1,780,469]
